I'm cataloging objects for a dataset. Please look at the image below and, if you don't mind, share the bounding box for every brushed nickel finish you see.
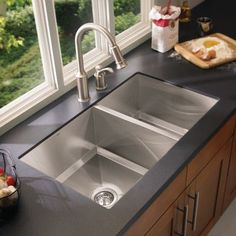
[75,23,127,101]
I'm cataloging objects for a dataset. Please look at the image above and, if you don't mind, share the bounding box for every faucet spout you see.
[75,23,127,102]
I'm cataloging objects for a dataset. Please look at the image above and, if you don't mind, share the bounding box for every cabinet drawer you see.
[187,115,235,185]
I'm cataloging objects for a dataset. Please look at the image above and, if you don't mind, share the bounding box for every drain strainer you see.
[92,187,119,208]
[94,191,114,207]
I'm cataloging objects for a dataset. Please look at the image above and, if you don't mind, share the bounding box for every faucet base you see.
[76,73,90,102]
[96,84,107,91]
[78,97,90,103]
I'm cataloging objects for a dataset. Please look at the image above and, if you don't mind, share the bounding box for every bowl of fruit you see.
[0,149,20,218]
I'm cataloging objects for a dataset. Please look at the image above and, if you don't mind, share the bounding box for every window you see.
[0,0,154,135]
[0,1,45,108]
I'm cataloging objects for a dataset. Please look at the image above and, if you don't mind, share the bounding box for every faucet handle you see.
[94,64,114,90]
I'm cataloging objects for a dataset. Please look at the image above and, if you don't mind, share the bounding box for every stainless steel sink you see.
[99,74,218,136]
[21,105,177,208]
[21,73,218,209]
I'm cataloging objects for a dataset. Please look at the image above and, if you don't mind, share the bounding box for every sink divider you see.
[96,147,148,176]
[135,111,188,137]
[94,105,181,141]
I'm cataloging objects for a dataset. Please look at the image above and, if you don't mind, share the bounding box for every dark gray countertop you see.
[1,0,236,235]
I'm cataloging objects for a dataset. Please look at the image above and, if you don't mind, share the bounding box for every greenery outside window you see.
[114,0,141,35]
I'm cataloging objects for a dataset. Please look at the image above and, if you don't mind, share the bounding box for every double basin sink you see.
[21,73,218,209]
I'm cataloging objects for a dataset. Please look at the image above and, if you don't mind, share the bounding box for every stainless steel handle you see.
[175,205,189,236]
[97,67,114,74]
[188,192,200,231]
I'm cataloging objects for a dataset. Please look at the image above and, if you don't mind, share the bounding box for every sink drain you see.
[94,191,114,207]
[92,187,119,208]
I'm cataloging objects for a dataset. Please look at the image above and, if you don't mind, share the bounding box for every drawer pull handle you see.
[188,192,200,231]
[175,205,189,236]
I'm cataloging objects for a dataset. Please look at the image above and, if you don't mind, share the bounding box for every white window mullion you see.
[92,0,114,54]
[92,0,103,51]
[103,0,115,36]
[32,0,57,89]
[141,0,154,23]
[39,0,64,90]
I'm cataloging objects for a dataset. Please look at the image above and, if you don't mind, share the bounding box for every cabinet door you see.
[188,138,232,236]
[145,203,176,236]
[186,116,235,186]
[223,133,236,209]
[146,191,187,236]
[125,169,186,236]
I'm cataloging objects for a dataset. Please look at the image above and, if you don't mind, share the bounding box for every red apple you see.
[6,175,15,186]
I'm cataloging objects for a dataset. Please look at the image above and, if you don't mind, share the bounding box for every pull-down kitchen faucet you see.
[75,23,127,102]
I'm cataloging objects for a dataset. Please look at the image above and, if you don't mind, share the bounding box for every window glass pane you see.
[114,0,141,35]
[0,1,45,109]
[55,0,95,66]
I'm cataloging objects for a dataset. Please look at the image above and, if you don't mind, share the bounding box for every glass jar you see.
[179,0,191,23]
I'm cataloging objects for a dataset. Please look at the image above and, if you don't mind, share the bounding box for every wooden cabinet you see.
[145,138,232,236]
[186,115,235,186]
[125,115,235,236]
[188,138,232,236]
[125,169,187,236]
[223,122,236,210]
[146,191,186,236]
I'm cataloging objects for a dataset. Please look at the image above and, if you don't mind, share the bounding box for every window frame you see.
[0,0,154,135]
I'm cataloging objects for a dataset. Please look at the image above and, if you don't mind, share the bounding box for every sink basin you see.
[21,73,218,209]
[99,73,218,136]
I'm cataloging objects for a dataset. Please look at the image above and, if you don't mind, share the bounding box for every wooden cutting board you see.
[174,33,236,69]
